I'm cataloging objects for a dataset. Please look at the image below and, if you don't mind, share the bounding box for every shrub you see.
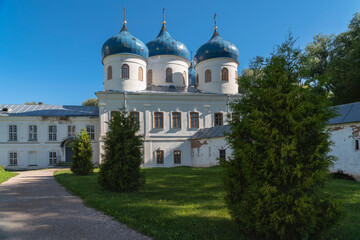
[0,166,4,172]
[71,129,94,175]
[98,110,145,192]
[223,35,340,240]
[330,170,356,181]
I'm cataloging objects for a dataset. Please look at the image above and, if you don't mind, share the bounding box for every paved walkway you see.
[0,169,150,240]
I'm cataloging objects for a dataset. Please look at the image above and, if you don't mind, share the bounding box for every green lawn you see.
[0,170,18,184]
[54,167,360,240]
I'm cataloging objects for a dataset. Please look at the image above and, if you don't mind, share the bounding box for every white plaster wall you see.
[195,58,239,94]
[0,116,99,170]
[103,54,147,92]
[147,55,190,86]
[190,137,232,167]
[328,122,360,175]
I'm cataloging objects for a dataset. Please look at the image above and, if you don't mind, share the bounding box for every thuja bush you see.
[71,129,94,175]
[98,110,145,192]
[223,35,340,240]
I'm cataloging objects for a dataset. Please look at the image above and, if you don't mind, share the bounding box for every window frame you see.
[219,149,226,161]
[9,125,17,142]
[138,67,143,81]
[356,139,360,151]
[174,150,181,164]
[48,151,57,165]
[205,69,212,82]
[221,67,229,81]
[107,65,112,80]
[154,112,164,129]
[86,125,95,140]
[121,64,130,79]
[67,125,76,137]
[48,125,57,141]
[9,152,18,166]
[190,112,199,128]
[147,69,153,84]
[156,150,164,164]
[166,68,173,83]
[130,111,140,128]
[214,113,223,127]
[172,112,181,129]
[29,125,38,141]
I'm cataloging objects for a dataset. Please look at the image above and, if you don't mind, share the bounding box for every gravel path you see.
[0,169,150,240]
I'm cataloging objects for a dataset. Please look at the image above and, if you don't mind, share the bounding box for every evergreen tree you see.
[98,110,144,192]
[71,129,94,175]
[223,35,340,240]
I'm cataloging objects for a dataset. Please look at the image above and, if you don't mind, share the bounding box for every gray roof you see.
[329,102,360,125]
[0,104,99,117]
[191,125,231,140]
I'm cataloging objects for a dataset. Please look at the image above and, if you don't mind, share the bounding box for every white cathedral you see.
[0,14,240,170]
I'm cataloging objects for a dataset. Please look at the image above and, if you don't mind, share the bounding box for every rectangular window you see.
[156,150,164,164]
[190,112,199,128]
[49,152,57,165]
[172,112,181,128]
[86,125,95,140]
[68,125,76,137]
[219,149,226,161]
[111,111,120,120]
[9,152,17,165]
[214,113,223,126]
[48,125,57,141]
[28,125,38,141]
[130,111,140,128]
[356,139,359,151]
[154,112,163,128]
[174,150,181,164]
[9,125,17,141]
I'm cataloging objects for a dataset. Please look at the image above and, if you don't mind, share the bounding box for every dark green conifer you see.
[71,129,94,175]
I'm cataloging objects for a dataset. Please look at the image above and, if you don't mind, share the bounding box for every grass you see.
[54,167,360,240]
[0,169,18,184]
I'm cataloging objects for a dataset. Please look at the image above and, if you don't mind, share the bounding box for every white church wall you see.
[190,137,232,167]
[328,122,360,176]
[103,54,147,92]
[195,58,238,94]
[0,116,99,170]
[147,55,190,86]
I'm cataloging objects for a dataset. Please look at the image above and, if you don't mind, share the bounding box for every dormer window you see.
[166,68,173,83]
[221,68,229,81]
[121,64,130,79]
[107,65,112,80]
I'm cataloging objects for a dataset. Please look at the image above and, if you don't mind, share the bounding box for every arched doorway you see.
[65,141,74,162]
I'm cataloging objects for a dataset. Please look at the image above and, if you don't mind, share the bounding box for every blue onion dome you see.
[188,61,196,86]
[101,23,149,61]
[194,28,239,65]
[146,23,190,60]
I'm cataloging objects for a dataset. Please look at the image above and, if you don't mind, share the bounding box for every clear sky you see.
[0,0,359,105]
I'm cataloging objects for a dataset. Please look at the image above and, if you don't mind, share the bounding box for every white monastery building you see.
[0,12,358,177]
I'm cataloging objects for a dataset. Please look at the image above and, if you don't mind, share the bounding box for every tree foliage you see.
[82,98,98,106]
[71,129,94,175]
[223,35,340,240]
[305,12,360,105]
[25,101,38,105]
[98,110,145,192]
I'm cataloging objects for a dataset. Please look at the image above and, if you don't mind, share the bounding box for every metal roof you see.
[190,125,231,140]
[0,104,99,117]
[329,101,360,125]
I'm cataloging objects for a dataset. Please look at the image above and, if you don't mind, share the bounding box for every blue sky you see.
[0,0,358,105]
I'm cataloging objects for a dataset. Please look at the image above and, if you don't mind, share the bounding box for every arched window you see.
[121,64,129,79]
[138,67,143,81]
[205,69,211,82]
[221,68,229,81]
[235,70,238,83]
[166,68,173,83]
[107,65,112,80]
[147,69,153,84]
[183,71,187,85]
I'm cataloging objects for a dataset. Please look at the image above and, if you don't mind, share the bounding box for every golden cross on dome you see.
[162,7,166,24]
[123,7,127,25]
[214,13,217,30]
